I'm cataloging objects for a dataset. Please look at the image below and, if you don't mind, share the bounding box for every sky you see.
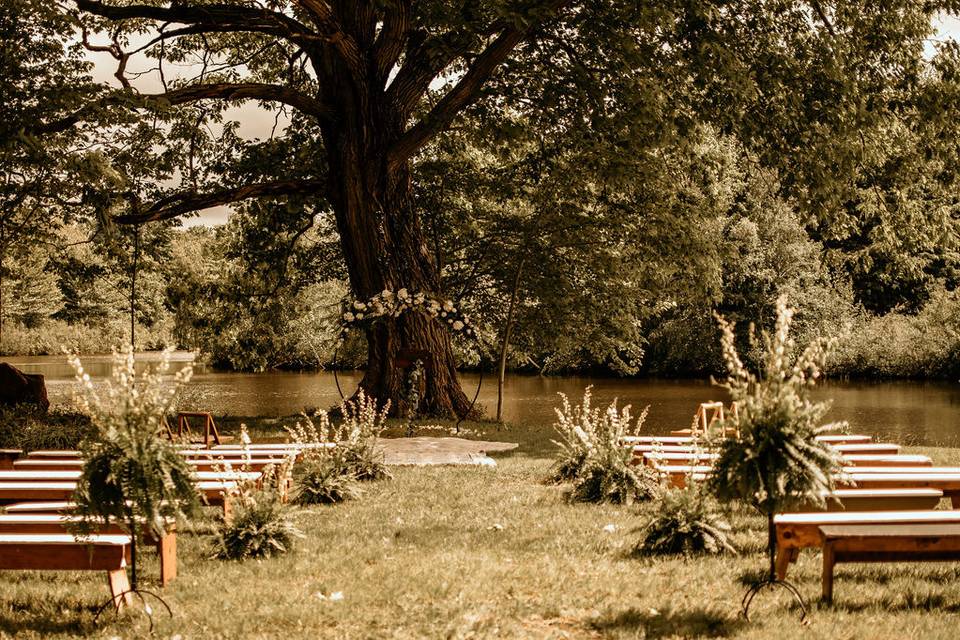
[86,12,960,228]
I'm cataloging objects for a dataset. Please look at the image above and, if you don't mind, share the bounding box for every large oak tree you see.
[58,0,958,416]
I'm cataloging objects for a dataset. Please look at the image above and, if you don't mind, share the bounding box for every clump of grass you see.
[551,387,659,504]
[633,486,735,556]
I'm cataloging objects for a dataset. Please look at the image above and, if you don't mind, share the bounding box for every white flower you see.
[355,313,364,320]
[353,301,366,310]
[343,312,354,322]
[452,321,464,331]
[381,289,393,298]
[397,288,409,299]
[442,300,454,312]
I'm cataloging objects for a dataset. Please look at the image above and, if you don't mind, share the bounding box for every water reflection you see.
[9,353,960,447]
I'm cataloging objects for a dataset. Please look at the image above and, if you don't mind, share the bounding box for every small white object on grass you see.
[602,524,617,533]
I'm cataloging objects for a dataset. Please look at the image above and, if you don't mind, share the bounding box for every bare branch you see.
[114,179,327,225]
[74,0,325,48]
[152,82,331,120]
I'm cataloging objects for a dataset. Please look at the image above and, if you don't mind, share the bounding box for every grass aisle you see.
[2,446,960,638]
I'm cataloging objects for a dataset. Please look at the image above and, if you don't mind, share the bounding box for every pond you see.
[8,353,960,447]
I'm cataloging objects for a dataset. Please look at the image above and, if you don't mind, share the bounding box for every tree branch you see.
[113,179,326,224]
[372,0,410,84]
[74,0,325,48]
[292,0,365,80]
[387,0,573,165]
[153,83,331,120]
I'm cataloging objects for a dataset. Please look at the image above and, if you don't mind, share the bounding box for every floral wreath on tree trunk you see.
[333,287,484,430]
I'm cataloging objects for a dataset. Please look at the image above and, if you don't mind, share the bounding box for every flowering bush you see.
[338,289,477,340]
[707,296,846,582]
[550,387,658,504]
[288,390,391,482]
[69,348,200,587]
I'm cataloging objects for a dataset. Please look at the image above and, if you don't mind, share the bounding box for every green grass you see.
[2,423,960,638]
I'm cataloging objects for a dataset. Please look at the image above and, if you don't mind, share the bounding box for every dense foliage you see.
[3,1,960,386]
[633,487,735,557]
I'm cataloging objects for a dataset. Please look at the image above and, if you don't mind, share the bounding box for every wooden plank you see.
[831,444,900,455]
[842,455,932,468]
[816,435,872,444]
[842,466,960,475]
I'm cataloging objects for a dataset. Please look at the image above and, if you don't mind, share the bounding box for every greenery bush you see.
[293,455,362,505]
[289,391,391,482]
[633,486,735,556]
[68,350,200,587]
[0,317,173,356]
[214,488,302,560]
[551,387,659,504]
[0,403,93,451]
[707,297,845,582]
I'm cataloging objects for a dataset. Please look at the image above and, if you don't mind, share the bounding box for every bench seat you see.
[839,474,960,508]
[830,444,900,455]
[0,533,132,608]
[819,523,960,603]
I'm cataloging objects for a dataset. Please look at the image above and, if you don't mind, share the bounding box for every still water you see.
[8,353,960,447]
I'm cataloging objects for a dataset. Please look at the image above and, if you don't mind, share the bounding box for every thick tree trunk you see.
[321,108,477,419]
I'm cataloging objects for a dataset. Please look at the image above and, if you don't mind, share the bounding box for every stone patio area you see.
[377,437,519,466]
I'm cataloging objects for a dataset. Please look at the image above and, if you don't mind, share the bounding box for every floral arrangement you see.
[338,288,477,340]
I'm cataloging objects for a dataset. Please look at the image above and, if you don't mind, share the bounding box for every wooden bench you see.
[0,470,260,483]
[641,452,718,467]
[0,533,133,608]
[0,514,176,586]
[0,481,237,518]
[815,434,872,445]
[774,509,960,580]
[839,474,960,508]
[15,457,289,473]
[819,523,960,603]
[842,454,932,468]
[0,450,21,470]
[842,466,960,475]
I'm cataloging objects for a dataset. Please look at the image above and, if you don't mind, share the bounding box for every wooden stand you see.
[174,412,223,447]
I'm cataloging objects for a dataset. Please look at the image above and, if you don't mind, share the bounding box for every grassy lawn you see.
[2,421,960,638]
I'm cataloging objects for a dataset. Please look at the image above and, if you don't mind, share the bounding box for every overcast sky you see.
[85,13,960,228]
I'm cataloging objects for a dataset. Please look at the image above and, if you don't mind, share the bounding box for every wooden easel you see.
[173,411,224,447]
[672,402,739,439]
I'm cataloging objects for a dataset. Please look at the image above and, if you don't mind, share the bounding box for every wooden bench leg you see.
[158,533,177,587]
[775,548,792,580]
[821,544,835,604]
[107,568,133,610]
[222,495,233,524]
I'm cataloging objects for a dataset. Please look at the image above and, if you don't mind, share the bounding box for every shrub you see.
[0,404,94,451]
[633,487,735,556]
[68,349,200,588]
[289,390,391,482]
[293,455,362,505]
[707,296,845,582]
[214,489,302,560]
[551,387,659,504]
